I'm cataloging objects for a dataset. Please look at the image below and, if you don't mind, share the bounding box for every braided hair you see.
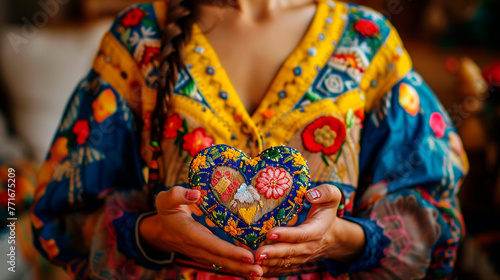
[150,0,198,143]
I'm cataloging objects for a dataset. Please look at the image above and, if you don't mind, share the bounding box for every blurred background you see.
[1,0,500,279]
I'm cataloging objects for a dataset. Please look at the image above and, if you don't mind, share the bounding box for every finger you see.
[264,222,320,243]
[260,255,309,268]
[255,242,314,262]
[156,187,200,211]
[306,184,342,207]
[186,226,256,263]
[204,254,263,277]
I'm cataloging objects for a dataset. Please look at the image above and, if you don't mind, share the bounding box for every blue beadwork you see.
[195,46,205,54]
[278,90,287,99]
[294,66,302,76]
[206,66,215,75]
[318,33,325,41]
[219,91,229,100]
[308,47,318,57]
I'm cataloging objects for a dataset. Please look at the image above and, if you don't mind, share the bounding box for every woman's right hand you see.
[139,187,263,277]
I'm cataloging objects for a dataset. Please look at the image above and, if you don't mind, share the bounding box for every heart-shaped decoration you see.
[188,145,310,249]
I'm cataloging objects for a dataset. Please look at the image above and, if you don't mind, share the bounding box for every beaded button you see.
[206,66,215,75]
[219,91,228,100]
[293,66,302,76]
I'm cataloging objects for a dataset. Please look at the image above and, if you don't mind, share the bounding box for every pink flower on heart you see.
[256,167,290,199]
[211,171,239,201]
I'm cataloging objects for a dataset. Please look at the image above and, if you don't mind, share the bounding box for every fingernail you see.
[258,254,267,260]
[186,190,199,200]
[268,234,279,240]
[250,272,261,277]
[255,261,262,265]
[242,257,253,264]
[307,189,321,201]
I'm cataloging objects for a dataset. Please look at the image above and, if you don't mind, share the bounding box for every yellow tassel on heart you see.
[239,206,257,225]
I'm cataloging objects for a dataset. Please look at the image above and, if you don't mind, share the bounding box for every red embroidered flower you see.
[183,128,214,157]
[354,108,365,122]
[301,116,346,155]
[140,46,160,67]
[163,113,183,139]
[121,8,146,28]
[72,120,90,144]
[193,185,207,205]
[211,171,239,201]
[354,19,380,37]
[256,167,290,199]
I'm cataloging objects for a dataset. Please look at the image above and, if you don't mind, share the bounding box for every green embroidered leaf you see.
[305,89,321,102]
[182,119,189,132]
[283,156,294,164]
[246,234,258,247]
[207,156,215,166]
[216,211,227,223]
[277,209,285,220]
[182,80,197,98]
[346,109,355,129]
[299,174,308,183]
[120,28,131,45]
[192,174,201,185]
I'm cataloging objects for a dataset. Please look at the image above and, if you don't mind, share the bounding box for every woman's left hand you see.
[253,184,366,275]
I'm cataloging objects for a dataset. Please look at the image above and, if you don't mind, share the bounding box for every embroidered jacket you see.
[31,1,468,279]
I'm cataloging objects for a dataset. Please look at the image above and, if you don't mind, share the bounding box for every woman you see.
[31,0,468,279]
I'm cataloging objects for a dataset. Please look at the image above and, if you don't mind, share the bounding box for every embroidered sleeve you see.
[325,8,467,278]
[31,4,173,279]
[345,68,468,278]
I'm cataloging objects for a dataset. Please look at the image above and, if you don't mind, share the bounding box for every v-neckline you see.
[184,0,346,149]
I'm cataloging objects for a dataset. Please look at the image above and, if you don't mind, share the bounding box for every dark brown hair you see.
[150,0,198,143]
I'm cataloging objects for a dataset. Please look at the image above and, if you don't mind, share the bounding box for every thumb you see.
[306,184,343,209]
[155,187,200,211]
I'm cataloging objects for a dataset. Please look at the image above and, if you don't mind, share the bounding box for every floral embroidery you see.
[262,148,282,162]
[189,145,309,249]
[193,185,207,205]
[256,167,291,199]
[211,171,239,201]
[399,83,420,116]
[163,113,183,139]
[139,46,160,68]
[72,120,90,145]
[430,112,446,138]
[262,109,275,119]
[243,158,258,167]
[191,155,207,173]
[314,125,337,147]
[221,149,241,161]
[354,19,380,37]
[92,89,117,123]
[183,128,214,157]
[260,217,275,234]
[121,8,146,28]
[292,153,306,167]
[50,137,69,163]
[224,219,243,236]
[294,186,308,204]
[301,116,346,155]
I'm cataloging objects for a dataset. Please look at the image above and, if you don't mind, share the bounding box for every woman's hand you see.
[139,187,263,277]
[253,184,366,275]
